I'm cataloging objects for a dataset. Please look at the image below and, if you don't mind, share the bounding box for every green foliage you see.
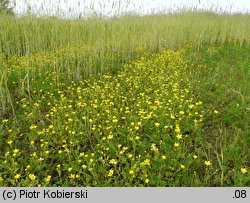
[184,41,250,186]
[0,12,249,186]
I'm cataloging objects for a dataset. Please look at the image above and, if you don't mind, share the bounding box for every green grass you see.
[0,12,249,186]
[184,41,250,186]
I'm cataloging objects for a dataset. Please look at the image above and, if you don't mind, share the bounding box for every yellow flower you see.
[127,154,133,158]
[170,114,175,119]
[108,169,114,177]
[205,161,212,166]
[79,152,85,157]
[109,159,118,165]
[2,119,8,123]
[129,170,134,175]
[14,174,21,179]
[241,168,247,174]
[29,174,36,181]
[180,164,185,169]
[45,175,52,182]
[107,134,113,140]
[135,126,140,130]
[179,111,185,115]
[214,110,219,114]
[175,124,181,133]
[29,124,37,130]
[13,149,19,154]
[151,143,158,153]
[193,155,198,159]
[112,119,118,123]
[174,143,180,148]
[145,179,149,184]
[162,155,167,160]
[38,157,44,161]
[69,174,75,179]
[189,104,195,109]
[7,140,13,145]
[154,122,160,127]
[176,134,182,140]
[143,159,151,166]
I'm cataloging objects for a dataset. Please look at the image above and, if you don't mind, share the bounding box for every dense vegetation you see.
[0,11,249,186]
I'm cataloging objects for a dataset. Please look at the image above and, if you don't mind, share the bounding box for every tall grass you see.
[0,12,249,114]
[0,12,249,57]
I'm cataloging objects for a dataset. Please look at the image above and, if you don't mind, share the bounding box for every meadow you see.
[0,11,249,186]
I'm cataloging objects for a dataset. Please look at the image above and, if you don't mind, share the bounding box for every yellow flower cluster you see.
[1,48,240,187]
